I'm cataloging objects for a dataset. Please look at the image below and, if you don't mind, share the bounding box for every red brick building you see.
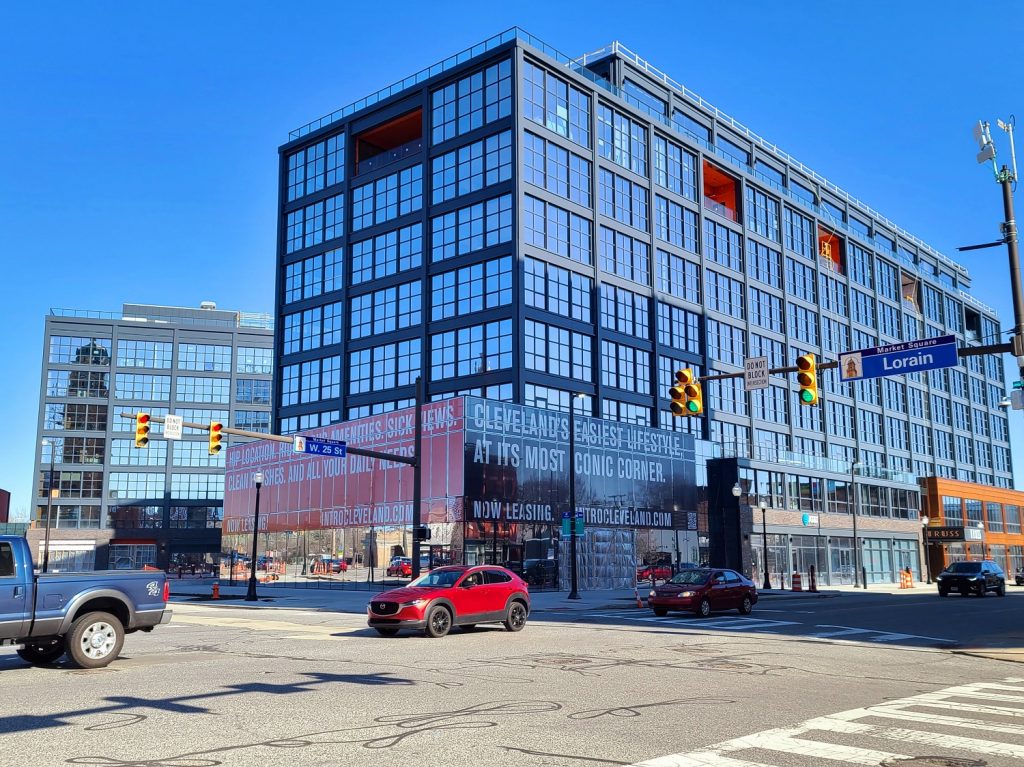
[920,477,1024,577]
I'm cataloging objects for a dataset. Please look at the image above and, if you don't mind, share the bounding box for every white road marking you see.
[629,677,1024,766]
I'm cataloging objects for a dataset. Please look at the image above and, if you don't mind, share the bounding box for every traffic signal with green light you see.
[208,422,224,455]
[670,369,703,416]
[796,353,819,405]
[134,413,150,448]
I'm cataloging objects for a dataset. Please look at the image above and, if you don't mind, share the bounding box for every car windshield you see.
[669,570,710,585]
[944,562,982,574]
[410,569,464,588]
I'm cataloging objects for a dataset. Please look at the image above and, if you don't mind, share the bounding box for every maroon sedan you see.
[648,568,757,617]
[367,565,530,638]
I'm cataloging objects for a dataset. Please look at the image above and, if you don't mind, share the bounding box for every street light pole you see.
[851,461,862,589]
[245,472,264,602]
[759,500,771,590]
[40,438,55,573]
[567,395,581,599]
[921,516,933,584]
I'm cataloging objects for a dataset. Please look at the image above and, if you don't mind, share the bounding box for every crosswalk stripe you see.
[810,628,873,638]
[628,677,1024,767]
[722,728,900,764]
[805,716,1024,759]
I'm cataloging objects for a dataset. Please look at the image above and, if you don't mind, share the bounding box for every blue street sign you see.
[839,335,959,382]
[293,436,347,457]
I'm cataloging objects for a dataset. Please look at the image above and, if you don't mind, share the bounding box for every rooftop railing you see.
[50,308,274,330]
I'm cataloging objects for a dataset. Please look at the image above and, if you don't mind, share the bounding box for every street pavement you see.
[2,589,1023,766]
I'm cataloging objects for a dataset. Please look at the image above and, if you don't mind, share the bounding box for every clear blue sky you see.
[2,2,1022,519]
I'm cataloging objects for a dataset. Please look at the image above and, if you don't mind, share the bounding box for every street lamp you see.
[976,521,986,560]
[758,500,771,590]
[921,516,933,584]
[245,472,265,602]
[40,438,56,573]
[850,461,864,589]
[568,393,586,600]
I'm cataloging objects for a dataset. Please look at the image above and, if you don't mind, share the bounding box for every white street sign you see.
[1011,390,1024,411]
[743,356,769,391]
[164,414,183,440]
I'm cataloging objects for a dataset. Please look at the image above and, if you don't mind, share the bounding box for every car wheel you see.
[503,601,528,632]
[977,585,986,598]
[16,638,65,665]
[374,627,400,637]
[67,611,125,669]
[695,598,711,618]
[424,606,452,638]
[997,584,1006,597]
[652,608,668,617]
[738,595,753,615]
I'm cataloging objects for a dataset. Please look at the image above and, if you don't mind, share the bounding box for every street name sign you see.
[925,525,984,543]
[743,356,770,391]
[292,436,347,457]
[839,335,958,382]
[164,415,183,440]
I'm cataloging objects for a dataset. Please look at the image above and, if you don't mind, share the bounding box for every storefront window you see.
[862,538,893,584]
[892,539,920,580]
[829,536,855,585]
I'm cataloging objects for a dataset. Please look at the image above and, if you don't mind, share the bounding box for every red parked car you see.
[367,565,530,638]
[636,563,673,582]
[386,557,412,577]
[648,568,757,618]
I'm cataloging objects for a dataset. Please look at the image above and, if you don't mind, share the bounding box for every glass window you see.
[175,377,230,404]
[234,410,271,433]
[236,347,272,375]
[286,132,344,201]
[113,374,171,401]
[350,340,421,393]
[49,337,111,366]
[654,196,698,253]
[236,378,271,405]
[177,344,232,372]
[431,58,512,144]
[522,61,590,148]
[431,256,511,321]
[704,220,743,272]
[986,501,1004,532]
[109,438,166,466]
[116,340,171,368]
[349,282,422,339]
[108,472,164,500]
[351,223,422,285]
[170,474,224,500]
[429,321,511,382]
[431,194,512,262]
[524,257,592,323]
[524,196,592,265]
[652,135,697,201]
[655,250,701,304]
[601,340,650,394]
[783,207,815,260]
[524,320,592,381]
[351,167,421,232]
[599,169,648,232]
[173,440,224,468]
[745,186,780,242]
[597,103,647,175]
[284,193,344,254]
[656,303,701,355]
[522,131,592,207]
[600,284,649,338]
[431,130,512,203]
[706,271,744,317]
[47,370,109,398]
[282,248,343,304]
[747,241,782,289]
[598,226,648,285]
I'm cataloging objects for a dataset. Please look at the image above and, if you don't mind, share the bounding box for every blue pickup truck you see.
[0,535,172,668]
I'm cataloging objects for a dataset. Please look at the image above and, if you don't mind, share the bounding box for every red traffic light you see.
[138,414,150,424]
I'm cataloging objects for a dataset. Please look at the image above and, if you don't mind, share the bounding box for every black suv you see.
[936,560,1006,597]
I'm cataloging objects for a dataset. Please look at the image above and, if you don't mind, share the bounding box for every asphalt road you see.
[1,591,1022,767]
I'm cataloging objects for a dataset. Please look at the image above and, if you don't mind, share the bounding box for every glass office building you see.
[31,303,273,571]
[271,29,1013,585]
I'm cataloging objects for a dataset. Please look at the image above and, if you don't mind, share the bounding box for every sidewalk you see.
[168,579,908,615]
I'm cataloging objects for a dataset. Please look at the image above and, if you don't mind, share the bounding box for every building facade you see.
[921,477,1024,577]
[270,29,1014,585]
[31,303,273,571]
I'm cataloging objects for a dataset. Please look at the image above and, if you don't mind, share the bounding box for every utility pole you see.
[410,376,424,579]
[964,119,1024,382]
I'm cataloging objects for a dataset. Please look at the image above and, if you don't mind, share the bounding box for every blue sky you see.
[1,2,1022,518]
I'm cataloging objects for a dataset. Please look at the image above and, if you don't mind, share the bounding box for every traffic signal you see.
[208,421,224,455]
[134,413,150,448]
[796,353,819,405]
[683,373,703,416]
[670,369,703,416]
[669,368,692,416]
[414,526,431,541]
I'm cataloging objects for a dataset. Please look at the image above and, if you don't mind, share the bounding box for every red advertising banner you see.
[223,399,465,534]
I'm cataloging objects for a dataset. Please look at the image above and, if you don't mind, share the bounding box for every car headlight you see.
[681,591,695,598]
[399,599,424,607]
[649,590,656,598]
[968,577,981,581]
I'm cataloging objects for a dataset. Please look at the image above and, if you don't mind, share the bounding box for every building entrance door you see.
[830,541,854,585]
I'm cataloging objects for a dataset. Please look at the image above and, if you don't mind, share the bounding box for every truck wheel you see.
[17,639,66,665]
[67,611,124,669]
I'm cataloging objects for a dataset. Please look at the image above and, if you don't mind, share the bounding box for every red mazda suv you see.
[367,565,530,638]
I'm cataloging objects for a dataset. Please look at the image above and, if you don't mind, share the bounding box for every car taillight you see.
[162,581,170,602]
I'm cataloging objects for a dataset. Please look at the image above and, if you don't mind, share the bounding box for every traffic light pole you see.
[410,376,424,580]
[998,168,1024,381]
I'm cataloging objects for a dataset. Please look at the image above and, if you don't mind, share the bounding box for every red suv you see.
[367,566,530,638]
[648,568,757,617]
[636,563,673,582]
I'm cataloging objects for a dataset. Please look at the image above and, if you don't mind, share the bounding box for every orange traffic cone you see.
[211,582,220,599]
[634,585,644,608]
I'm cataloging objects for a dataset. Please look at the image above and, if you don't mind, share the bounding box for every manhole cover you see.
[881,758,987,767]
